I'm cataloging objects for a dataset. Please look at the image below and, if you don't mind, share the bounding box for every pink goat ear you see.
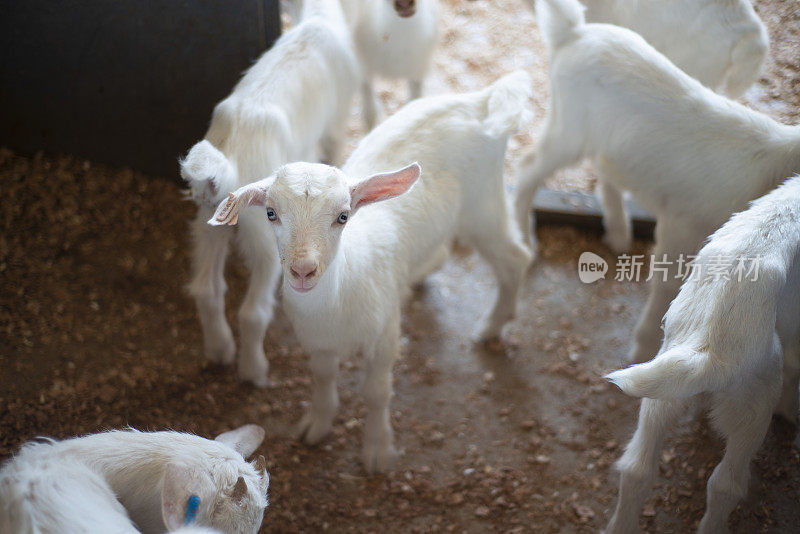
[208,175,275,226]
[350,163,421,210]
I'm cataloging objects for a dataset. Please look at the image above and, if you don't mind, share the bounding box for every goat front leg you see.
[188,214,235,365]
[362,311,401,473]
[606,397,693,534]
[408,79,423,100]
[296,350,341,445]
[235,212,282,387]
[319,109,348,166]
[361,79,382,130]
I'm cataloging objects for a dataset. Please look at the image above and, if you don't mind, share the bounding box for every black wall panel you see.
[0,0,281,178]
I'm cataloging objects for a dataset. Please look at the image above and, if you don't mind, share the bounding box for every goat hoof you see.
[472,321,504,344]
[295,412,334,445]
[238,369,271,388]
[204,337,236,365]
[237,353,270,388]
[523,246,537,268]
[362,444,399,474]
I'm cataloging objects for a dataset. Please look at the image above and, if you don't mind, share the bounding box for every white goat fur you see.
[604,176,800,533]
[340,0,439,129]
[182,0,358,386]
[0,426,269,534]
[572,0,768,98]
[516,0,800,363]
[210,71,534,472]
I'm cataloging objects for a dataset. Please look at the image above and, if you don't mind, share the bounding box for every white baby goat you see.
[0,425,269,534]
[340,0,439,129]
[515,0,800,363]
[210,71,534,472]
[605,175,800,534]
[577,0,769,98]
[182,0,358,386]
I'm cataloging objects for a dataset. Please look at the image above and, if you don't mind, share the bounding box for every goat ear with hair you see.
[208,176,276,226]
[254,454,270,496]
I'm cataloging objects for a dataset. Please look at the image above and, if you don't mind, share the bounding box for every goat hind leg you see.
[630,222,700,363]
[606,397,692,534]
[514,133,582,249]
[698,388,775,534]
[467,202,533,342]
[776,342,800,424]
[597,158,633,253]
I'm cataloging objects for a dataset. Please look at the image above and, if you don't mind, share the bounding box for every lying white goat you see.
[182,0,358,386]
[0,425,269,534]
[341,0,439,129]
[210,71,534,472]
[516,0,800,363]
[575,0,769,97]
[605,175,800,533]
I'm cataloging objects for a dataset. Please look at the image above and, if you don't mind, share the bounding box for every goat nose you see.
[291,259,318,279]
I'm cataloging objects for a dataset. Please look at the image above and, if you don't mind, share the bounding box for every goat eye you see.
[266,208,277,221]
[336,212,349,225]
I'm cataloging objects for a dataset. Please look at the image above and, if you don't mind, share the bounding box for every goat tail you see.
[180,139,238,208]
[605,345,728,399]
[185,168,238,207]
[533,0,585,53]
[481,70,534,138]
[722,27,769,98]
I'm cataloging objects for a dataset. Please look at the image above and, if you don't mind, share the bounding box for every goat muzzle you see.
[394,0,416,18]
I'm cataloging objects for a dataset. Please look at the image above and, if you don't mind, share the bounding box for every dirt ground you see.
[2,0,800,532]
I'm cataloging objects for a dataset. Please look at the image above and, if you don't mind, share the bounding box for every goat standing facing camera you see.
[211,71,534,473]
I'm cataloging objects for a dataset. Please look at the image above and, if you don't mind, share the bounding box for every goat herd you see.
[2,0,799,533]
